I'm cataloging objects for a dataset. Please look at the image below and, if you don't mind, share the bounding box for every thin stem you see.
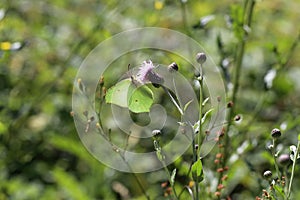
[154,138,178,200]
[119,155,150,200]
[220,0,256,182]
[283,167,288,198]
[95,126,150,200]
[287,139,300,198]
[179,0,192,36]
[178,186,195,200]
[272,139,281,180]
[195,64,204,200]
[193,140,199,200]
[163,86,183,115]
[162,160,179,200]
[197,65,204,152]
[280,32,300,69]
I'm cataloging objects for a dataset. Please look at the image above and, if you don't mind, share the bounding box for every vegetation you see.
[1,0,300,199]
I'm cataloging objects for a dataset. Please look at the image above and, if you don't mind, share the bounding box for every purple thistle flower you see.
[137,60,164,87]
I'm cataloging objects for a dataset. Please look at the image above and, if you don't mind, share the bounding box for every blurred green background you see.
[1,0,300,199]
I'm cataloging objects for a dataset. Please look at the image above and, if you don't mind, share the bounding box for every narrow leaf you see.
[183,99,193,112]
[202,97,210,106]
[201,108,214,124]
[193,120,200,134]
[170,168,177,186]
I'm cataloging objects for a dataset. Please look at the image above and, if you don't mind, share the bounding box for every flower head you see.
[271,128,281,139]
[196,52,207,64]
[277,154,291,166]
[263,170,272,179]
[137,60,164,86]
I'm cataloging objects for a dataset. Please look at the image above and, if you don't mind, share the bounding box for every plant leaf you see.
[192,120,200,134]
[273,184,285,199]
[191,159,203,183]
[201,108,214,124]
[183,99,193,112]
[202,97,210,106]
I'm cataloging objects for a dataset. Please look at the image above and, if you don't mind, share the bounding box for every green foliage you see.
[191,159,203,183]
[1,0,300,199]
[52,167,90,200]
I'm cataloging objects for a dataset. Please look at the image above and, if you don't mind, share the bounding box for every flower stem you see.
[162,160,179,200]
[195,65,204,200]
[287,139,300,199]
[197,65,204,153]
[272,139,281,180]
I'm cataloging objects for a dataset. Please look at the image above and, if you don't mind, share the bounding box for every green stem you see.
[195,64,204,200]
[197,65,204,153]
[280,32,300,69]
[283,167,288,198]
[154,139,178,200]
[162,160,179,200]
[121,157,151,200]
[95,126,150,200]
[272,139,281,180]
[220,0,256,184]
[179,0,192,36]
[287,139,300,199]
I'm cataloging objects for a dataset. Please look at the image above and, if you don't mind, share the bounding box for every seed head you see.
[196,52,207,64]
[271,128,281,139]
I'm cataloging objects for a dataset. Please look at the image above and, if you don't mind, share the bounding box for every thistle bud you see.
[227,101,234,108]
[263,170,272,179]
[196,52,207,64]
[168,62,179,72]
[234,115,241,121]
[277,154,291,166]
[152,129,161,137]
[271,128,281,139]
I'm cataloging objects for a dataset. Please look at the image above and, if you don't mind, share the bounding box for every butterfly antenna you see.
[127,63,131,71]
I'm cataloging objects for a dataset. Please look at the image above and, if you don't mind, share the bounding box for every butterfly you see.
[105,63,154,113]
